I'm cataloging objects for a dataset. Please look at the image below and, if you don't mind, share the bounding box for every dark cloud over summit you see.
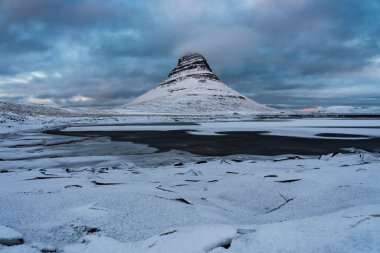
[0,0,379,108]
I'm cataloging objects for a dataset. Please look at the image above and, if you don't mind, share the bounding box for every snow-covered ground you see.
[1,117,380,252]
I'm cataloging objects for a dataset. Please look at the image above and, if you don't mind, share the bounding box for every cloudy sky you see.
[0,0,380,109]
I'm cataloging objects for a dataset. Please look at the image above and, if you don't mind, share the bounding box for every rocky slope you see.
[117,53,276,115]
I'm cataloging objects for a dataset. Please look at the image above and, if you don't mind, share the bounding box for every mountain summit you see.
[118,53,275,114]
[165,53,219,84]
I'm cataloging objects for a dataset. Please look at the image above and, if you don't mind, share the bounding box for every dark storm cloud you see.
[0,0,380,108]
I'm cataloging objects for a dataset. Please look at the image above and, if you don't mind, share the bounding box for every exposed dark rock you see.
[185,179,201,182]
[154,195,192,205]
[71,224,100,235]
[221,242,231,249]
[175,198,192,205]
[64,185,82,188]
[316,133,369,138]
[0,226,24,246]
[91,181,123,186]
[40,246,57,253]
[0,237,24,246]
[264,175,278,178]
[275,179,301,183]
[26,176,66,180]
[160,230,177,236]
[208,238,233,251]
[164,53,220,85]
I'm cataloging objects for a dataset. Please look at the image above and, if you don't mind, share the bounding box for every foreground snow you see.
[65,225,236,253]
[1,115,380,252]
[64,204,380,253]
[1,148,380,252]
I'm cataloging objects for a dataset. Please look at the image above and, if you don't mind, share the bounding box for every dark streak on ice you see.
[315,133,371,138]
[275,179,301,183]
[91,181,123,186]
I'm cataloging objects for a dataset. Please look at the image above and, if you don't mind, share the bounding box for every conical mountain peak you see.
[117,53,276,115]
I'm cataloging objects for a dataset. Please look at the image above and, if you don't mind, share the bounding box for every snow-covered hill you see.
[0,102,122,122]
[0,101,73,121]
[313,106,380,114]
[116,53,276,115]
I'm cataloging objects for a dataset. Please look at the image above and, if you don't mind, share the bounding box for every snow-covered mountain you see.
[0,102,122,123]
[117,53,276,115]
[0,101,73,121]
[312,106,380,114]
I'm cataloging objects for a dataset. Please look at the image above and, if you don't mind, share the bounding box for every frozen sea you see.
[1,118,380,252]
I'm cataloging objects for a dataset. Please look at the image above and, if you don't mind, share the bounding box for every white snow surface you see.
[1,147,380,252]
[63,204,380,253]
[0,245,40,253]
[65,225,237,253]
